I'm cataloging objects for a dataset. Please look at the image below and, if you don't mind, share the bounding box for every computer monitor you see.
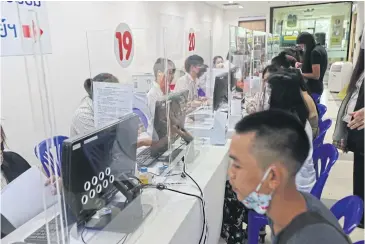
[150,90,191,156]
[61,113,139,226]
[213,68,237,111]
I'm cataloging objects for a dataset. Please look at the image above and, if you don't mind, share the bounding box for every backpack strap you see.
[276,211,351,244]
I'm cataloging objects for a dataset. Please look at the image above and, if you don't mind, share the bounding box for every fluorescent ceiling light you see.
[228,1,233,3]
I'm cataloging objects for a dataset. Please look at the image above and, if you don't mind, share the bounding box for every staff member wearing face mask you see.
[296,32,328,95]
[174,55,207,103]
[229,110,351,244]
[333,32,364,228]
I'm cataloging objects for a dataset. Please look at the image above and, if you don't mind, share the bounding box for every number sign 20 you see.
[114,23,134,68]
[188,29,195,52]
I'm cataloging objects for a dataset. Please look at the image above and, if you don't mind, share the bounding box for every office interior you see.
[1,1,364,244]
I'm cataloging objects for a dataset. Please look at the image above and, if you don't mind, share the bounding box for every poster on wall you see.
[330,15,345,47]
[286,14,297,28]
[0,1,52,57]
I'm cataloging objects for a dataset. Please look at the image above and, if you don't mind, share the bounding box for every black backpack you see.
[275,211,352,244]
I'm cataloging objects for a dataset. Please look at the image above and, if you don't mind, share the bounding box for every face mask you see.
[241,167,273,215]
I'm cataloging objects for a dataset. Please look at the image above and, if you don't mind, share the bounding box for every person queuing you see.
[296,32,328,95]
[223,69,317,243]
[333,34,364,228]
[229,110,350,244]
[247,54,319,137]
[1,126,31,190]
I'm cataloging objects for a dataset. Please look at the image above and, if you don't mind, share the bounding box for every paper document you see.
[93,82,133,128]
[1,167,58,228]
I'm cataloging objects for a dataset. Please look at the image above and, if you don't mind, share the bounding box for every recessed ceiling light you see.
[238,5,243,8]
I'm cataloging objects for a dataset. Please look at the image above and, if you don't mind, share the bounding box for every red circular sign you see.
[114,23,134,68]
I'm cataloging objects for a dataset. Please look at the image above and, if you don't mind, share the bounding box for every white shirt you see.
[70,97,95,137]
[147,82,164,119]
[146,82,164,140]
[343,72,364,123]
[295,121,316,193]
[174,73,199,101]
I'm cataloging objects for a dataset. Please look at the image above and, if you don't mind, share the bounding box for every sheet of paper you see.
[1,167,57,228]
[93,82,133,128]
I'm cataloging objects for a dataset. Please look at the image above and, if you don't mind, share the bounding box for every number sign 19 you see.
[114,23,134,68]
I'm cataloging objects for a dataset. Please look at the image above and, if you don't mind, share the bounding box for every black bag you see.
[275,211,352,244]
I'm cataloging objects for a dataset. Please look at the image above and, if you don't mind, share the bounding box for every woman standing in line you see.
[296,32,328,96]
[333,34,364,228]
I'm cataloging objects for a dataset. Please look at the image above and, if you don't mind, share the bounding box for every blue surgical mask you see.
[241,168,273,215]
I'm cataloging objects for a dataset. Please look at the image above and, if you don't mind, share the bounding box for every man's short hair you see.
[184,55,204,72]
[153,58,175,78]
[235,110,310,177]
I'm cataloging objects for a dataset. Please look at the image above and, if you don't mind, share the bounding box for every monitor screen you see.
[150,90,190,156]
[62,114,139,226]
[213,69,237,111]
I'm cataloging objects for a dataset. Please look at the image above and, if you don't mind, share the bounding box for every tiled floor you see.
[219,87,365,244]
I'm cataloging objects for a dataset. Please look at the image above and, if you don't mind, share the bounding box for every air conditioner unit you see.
[328,62,353,92]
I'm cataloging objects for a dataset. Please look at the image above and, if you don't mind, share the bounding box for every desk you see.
[2,142,230,244]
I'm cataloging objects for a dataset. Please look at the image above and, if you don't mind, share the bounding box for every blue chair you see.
[311,171,329,200]
[330,195,364,235]
[319,119,332,134]
[313,130,326,149]
[313,119,332,149]
[247,210,268,244]
[133,108,148,130]
[310,144,338,199]
[317,104,327,120]
[313,143,339,181]
[354,241,365,244]
[311,93,321,104]
[34,136,68,177]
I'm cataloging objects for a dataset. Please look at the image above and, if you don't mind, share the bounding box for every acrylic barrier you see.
[1,5,69,244]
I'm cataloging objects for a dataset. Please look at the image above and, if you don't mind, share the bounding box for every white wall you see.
[1,1,224,164]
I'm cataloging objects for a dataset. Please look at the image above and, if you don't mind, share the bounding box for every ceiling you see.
[204,1,345,11]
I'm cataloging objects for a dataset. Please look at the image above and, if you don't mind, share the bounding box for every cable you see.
[181,154,208,244]
[143,183,206,244]
[81,223,87,244]
[116,234,129,244]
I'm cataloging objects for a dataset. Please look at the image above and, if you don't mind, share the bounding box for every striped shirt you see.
[70,97,95,137]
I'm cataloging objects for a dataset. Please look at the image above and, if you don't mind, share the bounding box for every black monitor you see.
[213,68,237,111]
[150,90,192,156]
[61,114,139,226]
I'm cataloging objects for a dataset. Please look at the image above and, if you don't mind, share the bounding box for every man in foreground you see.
[228,110,350,243]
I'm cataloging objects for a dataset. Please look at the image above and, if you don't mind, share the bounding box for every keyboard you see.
[136,147,161,167]
[136,148,184,167]
[24,215,67,244]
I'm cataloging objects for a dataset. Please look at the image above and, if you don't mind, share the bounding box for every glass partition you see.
[1,3,68,244]
[62,24,163,244]
[253,30,267,75]
[267,33,280,62]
